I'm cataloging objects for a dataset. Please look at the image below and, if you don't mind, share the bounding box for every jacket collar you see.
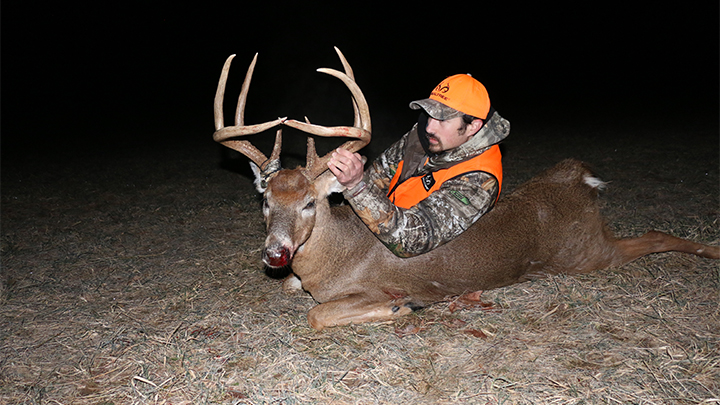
[399,111,511,181]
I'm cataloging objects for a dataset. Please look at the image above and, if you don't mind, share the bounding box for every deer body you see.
[263,160,718,330]
[213,49,719,331]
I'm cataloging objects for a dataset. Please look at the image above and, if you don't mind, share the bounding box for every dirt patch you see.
[2,121,718,404]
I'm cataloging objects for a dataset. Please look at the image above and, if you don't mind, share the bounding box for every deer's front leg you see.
[307,294,420,331]
[282,274,303,293]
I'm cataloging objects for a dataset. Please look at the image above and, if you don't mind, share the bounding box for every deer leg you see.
[307,294,420,331]
[282,274,303,293]
[611,230,720,267]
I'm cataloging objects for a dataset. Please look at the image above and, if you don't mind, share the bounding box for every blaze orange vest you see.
[387,144,502,209]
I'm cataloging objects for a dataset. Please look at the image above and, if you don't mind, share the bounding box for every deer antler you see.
[213,53,285,172]
[283,47,372,179]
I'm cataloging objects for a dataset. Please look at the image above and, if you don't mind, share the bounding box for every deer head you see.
[213,47,371,268]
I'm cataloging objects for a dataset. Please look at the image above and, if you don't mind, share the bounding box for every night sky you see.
[3,3,718,160]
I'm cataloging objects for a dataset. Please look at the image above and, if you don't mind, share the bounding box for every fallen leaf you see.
[394,323,425,337]
[463,329,488,339]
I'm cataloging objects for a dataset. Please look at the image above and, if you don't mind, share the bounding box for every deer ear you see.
[249,162,278,193]
[314,170,345,197]
[250,158,283,193]
[250,162,266,193]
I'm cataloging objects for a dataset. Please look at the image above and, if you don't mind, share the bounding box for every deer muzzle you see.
[263,245,292,268]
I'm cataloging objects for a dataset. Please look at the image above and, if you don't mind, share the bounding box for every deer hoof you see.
[404,302,425,312]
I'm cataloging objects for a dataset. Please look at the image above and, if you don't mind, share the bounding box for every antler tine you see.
[304,137,321,176]
[222,128,283,172]
[213,53,285,170]
[332,47,361,128]
[213,54,235,131]
[285,49,372,179]
[234,53,256,127]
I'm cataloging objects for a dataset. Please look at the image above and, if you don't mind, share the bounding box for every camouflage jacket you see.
[343,111,511,257]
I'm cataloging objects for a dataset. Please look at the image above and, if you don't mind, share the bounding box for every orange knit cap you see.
[410,74,491,120]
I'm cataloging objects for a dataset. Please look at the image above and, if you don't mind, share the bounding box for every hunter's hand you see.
[328,148,365,190]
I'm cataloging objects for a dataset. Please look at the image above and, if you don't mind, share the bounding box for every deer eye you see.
[303,201,315,211]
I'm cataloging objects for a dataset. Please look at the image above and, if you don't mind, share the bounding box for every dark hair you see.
[462,114,478,125]
[458,114,481,132]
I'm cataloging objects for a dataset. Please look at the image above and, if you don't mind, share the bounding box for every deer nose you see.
[263,246,292,268]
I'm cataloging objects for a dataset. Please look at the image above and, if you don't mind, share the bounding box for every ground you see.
[1,118,718,404]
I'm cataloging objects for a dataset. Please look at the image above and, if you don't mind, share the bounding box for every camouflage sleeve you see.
[354,132,409,194]
[344,165,499,257]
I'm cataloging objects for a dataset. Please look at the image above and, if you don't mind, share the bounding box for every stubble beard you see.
[426,134,443,153]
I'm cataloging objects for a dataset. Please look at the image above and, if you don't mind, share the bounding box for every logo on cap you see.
[431,82,451,101]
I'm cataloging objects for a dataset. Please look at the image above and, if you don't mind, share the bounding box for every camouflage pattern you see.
[343,111,511,257]
[409,99,464,120]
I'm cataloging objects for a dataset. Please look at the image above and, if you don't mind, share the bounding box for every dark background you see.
[2,2,718,162]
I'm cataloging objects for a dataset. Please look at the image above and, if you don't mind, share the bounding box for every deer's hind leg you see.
[307,294,421,331]
[610,230,720,267]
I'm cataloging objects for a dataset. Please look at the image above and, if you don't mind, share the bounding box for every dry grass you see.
[1,122,718,404]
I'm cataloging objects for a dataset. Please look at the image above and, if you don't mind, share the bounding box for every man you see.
[328,73,511,257]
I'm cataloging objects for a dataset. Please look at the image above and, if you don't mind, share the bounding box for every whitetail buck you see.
[213,48,720,331]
